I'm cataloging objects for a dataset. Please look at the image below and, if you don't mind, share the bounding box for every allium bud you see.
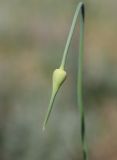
[52,68,66,93]
[43,68,66,130]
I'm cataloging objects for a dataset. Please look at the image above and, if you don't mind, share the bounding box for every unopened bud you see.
[52,68,66,93]
[43,68,67,130]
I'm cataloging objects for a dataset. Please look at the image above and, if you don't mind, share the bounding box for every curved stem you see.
[60,2,84,69]
[60,2,88,160]
[43,2,88,160]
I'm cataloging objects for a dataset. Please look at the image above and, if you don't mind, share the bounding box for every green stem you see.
[77,6,88,160]
[43,2,88,159]
[60,2,88,160]
[60,2,84,69]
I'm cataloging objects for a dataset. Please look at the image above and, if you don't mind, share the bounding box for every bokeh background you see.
[0,0,117,160]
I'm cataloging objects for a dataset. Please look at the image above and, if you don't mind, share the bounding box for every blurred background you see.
[0,0,117,160]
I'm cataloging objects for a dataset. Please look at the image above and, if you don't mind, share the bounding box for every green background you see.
[0,0,117,159]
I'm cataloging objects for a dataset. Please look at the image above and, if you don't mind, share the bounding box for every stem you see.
[60,2,88,160]
[43,2,88,159]
[60,2,84,69]
[77,6,88,160]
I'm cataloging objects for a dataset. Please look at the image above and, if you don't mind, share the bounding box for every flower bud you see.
[52,68,66,93]
[42,68,67,130]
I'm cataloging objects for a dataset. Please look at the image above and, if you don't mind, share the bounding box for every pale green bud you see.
[52,68,67,93]
[43,68,66,130]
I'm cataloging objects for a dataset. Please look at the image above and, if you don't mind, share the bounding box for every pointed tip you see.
[42,118,48,132]
[42,91,56,131]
